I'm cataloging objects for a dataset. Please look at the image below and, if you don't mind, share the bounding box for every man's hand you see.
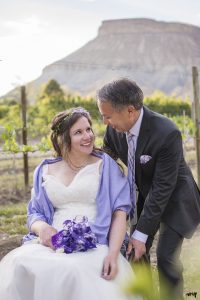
[126,237,146,261]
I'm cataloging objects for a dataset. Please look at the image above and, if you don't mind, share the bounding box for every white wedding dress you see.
[0,161,136,300]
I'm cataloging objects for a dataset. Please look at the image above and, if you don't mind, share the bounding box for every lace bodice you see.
[42,160,102,230]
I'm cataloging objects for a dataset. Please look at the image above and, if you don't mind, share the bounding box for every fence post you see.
[21,85,29,190]
[192,66,200,187]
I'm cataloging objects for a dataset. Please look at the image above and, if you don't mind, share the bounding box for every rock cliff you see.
[6,18,200,102]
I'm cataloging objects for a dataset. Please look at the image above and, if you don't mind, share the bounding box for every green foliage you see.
[124,264,170,300]
[144,91,191,116]
[37,136,52,152]
[0,124,52,154]
[21,144,36,153]
[0,105,9,118]
[31,80,68,132]
[27,81,100,138]
[43,79,65,98]
[0,97,18,106]
[0,81,195,154]
[92,122,106,138]
[124,264,159,300]
[0,103,22,130]
[169,115,195,139]
[1,124,20,153]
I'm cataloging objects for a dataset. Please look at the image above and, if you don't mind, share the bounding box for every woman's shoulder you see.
[92,150,120,168]
[34,157,62,174]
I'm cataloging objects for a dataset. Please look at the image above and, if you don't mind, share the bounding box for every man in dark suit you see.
[96,78,200,299]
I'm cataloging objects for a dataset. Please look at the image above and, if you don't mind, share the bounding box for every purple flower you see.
[51,216,97,254]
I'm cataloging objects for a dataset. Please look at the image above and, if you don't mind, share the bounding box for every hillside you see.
[3,18,200,103]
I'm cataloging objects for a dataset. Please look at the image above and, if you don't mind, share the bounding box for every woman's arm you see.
[31,220,57,249]
[26,162,56,247]
[102,210,127,280]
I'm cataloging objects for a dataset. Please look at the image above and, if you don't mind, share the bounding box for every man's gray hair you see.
[96,78,143,111]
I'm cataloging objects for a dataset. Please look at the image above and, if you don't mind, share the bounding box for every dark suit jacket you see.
[103,106,200,238]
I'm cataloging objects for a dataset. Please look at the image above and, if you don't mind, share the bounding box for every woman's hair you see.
[50,107,92,158]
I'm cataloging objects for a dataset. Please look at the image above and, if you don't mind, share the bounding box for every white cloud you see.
[3,15,48,37]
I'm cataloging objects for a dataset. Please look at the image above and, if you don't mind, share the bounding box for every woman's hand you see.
[38,223,57,249]
[101,210,127,280]
[31,220,57,249]
[102,253,118,280]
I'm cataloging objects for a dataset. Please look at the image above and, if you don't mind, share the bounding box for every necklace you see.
[66,155,89,172]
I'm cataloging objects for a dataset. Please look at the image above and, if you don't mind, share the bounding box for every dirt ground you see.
[0,233,23,260]
[0,189,28,260]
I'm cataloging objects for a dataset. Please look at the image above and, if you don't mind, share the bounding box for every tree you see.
[43,79,64,98]
[29,80,68,136]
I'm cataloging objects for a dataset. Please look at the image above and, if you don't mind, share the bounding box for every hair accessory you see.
[52,108,90,135]
[71,108,90,116]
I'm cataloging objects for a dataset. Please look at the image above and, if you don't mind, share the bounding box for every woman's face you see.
[69,116,94,156]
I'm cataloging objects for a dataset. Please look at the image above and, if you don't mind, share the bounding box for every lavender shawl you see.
[24,152,131,244]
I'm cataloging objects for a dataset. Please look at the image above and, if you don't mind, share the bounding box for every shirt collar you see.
[128,107,143,137]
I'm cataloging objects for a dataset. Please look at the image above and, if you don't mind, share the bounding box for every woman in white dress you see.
[0,107,137,300]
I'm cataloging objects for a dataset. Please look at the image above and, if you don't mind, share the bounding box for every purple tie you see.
[127,132,136,219]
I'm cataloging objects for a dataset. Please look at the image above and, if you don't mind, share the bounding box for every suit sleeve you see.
[137,129,183,236]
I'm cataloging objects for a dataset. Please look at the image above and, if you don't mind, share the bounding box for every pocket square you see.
[140,155,152,164]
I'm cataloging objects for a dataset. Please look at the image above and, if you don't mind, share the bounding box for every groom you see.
[96,78,200,299]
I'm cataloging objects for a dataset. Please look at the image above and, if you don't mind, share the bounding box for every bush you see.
[144,91,191,116]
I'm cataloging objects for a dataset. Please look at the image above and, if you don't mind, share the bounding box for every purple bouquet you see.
[51,216,97,253]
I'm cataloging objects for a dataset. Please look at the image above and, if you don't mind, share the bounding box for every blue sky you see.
[0,0,200,96]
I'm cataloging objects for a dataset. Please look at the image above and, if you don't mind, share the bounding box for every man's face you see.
[97,101,138,133]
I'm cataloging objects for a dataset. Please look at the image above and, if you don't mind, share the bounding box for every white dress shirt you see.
[126,108,148,243]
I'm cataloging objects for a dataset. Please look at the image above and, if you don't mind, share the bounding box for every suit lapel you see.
[135,107,151,187]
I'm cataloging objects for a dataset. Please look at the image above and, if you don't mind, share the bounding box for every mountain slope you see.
[5,18,200,102]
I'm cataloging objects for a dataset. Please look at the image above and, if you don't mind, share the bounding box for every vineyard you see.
[0,80,198,203]
[0,82,197,196]
[0,80,200,297]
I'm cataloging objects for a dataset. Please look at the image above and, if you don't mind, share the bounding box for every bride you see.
[0,107,137,300]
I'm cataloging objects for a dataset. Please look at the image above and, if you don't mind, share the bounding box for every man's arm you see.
[127,130,183,260]
[137,130,183,236]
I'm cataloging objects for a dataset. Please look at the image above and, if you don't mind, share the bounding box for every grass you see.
[0,203,27,235]
[0,154,47,191]
[181,235,200,298]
